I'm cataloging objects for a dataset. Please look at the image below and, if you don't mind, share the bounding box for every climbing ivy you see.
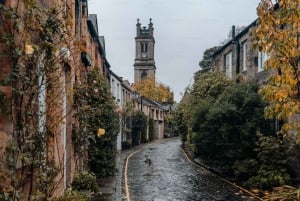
[119,102,134,147]
[0,0,73,200]
[131,111,147,145]
[72,67,118,176]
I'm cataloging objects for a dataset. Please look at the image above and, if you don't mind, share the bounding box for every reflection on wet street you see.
[127,137,259,201]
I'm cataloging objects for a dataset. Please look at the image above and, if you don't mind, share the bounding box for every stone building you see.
[213,21,269,83]
[120,80,134,148]
[110,70,123,151]
[134,18,156,83]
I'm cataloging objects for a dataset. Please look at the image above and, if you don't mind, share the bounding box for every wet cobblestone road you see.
[126,137,259,201]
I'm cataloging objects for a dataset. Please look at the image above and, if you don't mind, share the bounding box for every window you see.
[225,52,232,79]
[258,51,269,72]
[141,43,148,58]
[141,43,148,53]
[242,41,248,71]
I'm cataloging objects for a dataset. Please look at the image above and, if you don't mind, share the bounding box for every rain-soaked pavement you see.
[126,137,259,201]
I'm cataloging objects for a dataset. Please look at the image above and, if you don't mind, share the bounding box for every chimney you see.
[232,25,236,40]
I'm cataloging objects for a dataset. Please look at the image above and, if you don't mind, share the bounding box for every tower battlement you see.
[136,18,154,38]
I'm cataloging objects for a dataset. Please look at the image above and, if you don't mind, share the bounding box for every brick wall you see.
[0,0,110,198]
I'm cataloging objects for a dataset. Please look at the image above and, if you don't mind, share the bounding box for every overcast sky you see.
[88,0,260,102]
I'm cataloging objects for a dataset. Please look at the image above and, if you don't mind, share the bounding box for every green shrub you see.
[246,166,290,189]
[192,82,266,175]
[53,190,90,201]
[140,126,147,143]
[232,159,259,180]
[71,171,99,192]
[148,118,154,141]
[245,134,292,189]
[131,111,147,145]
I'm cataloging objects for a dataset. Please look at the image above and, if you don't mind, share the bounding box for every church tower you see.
[134,18,156,83]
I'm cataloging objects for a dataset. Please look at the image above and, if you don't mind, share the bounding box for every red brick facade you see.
[0,0,109,198]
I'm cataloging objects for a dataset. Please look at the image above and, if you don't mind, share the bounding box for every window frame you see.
[258,51,269,72]
[225,51,232,79]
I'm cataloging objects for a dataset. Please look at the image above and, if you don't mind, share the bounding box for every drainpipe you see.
[232,25,240,75]
[236,43,240,75]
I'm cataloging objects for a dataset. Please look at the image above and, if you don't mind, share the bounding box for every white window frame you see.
[225,51,232,79]
[258,51,269,72]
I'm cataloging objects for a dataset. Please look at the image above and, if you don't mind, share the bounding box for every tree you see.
[176,69,293,187]
[132,77,174,103]
[195,46,220,82]
[198,46,220,70]
[254,0,300,137]
[190,71,231,105]
[174,88,191,143]
[192,82,267,175]
[175,71,231,145]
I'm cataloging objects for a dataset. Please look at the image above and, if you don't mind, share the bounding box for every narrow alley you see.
[123,138,259,201]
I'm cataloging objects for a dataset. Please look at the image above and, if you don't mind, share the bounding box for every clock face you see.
[142,52,147,58]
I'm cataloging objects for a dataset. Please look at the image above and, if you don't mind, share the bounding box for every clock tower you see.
[134,18,156,83]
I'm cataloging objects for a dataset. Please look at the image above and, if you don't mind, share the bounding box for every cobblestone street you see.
[124,138,259,201]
